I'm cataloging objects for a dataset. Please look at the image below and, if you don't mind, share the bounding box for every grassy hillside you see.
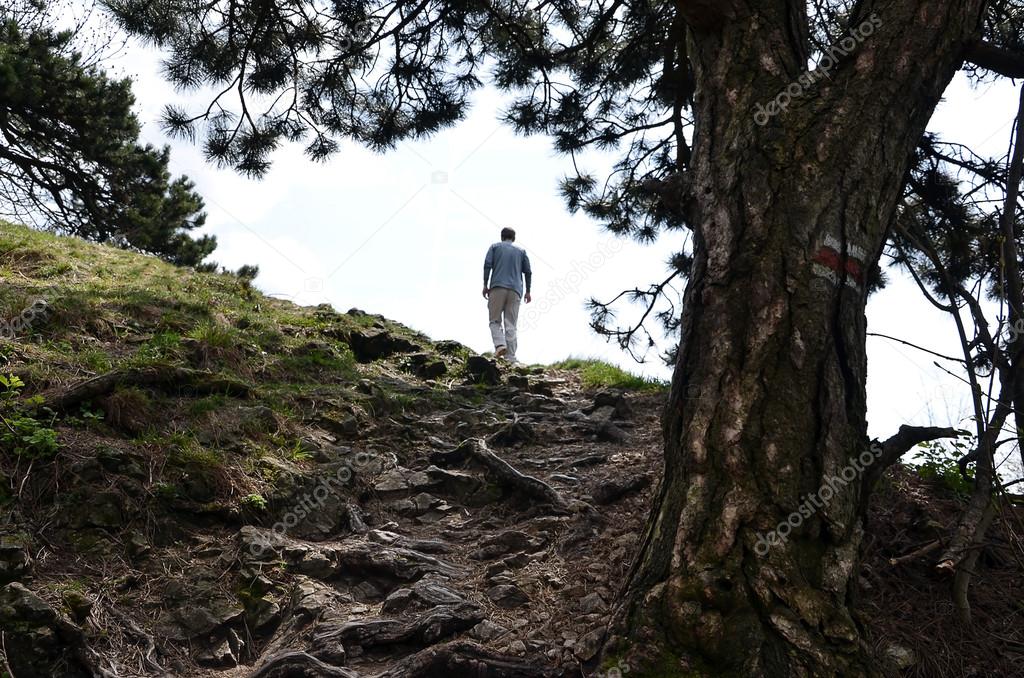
[0,223,677,678]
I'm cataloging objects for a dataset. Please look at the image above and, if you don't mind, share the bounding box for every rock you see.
[317,413,360,439]
[246,597,281,633]
[381,588,415,613]
[508,374,530,389]
[374,468,411,493]
[352,581,384,602]
[404,353,448,380]
[596,422,627,443]
[488,420,536,446]
[0,582,90,677]
[347,329,420,362]
[485,553,531,578]
[435,340,470,355]
[466,355,501,385]
[470,530,539,561]
[169,596,245,639]
[311,628,348,665]
[884,643,917,670]
[574,628,604,661]
[591,473,652,505]
[470,619,509,641]
[588,405,617,424]
[0,536,31,584]
[62,590,94,623]
[485,584,530,609]
[0,582,55,624]
[578,592,607,614]
[508,639,527,656]
[590,390,632,418]
[71,491,123,529]
[409,492,441,514]
[424,466,484,502]
[196,636,237,668]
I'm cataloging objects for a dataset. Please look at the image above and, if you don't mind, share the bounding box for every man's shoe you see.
[495,346,508,359]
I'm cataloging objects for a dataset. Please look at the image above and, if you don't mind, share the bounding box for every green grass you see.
[553,357,667,391]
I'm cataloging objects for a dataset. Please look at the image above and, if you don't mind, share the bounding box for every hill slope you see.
[0,223,1021,678]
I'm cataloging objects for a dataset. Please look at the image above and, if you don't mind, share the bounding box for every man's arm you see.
[483,245,494,298]
[522,250,532,302]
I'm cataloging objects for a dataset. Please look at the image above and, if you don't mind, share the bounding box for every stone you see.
[485,584,530,609]
[404,353,448,380]
[62,590,94,623]
[352,581,384,602]
[435,339,470,355]
[196,637,237,668]
[0,583,89,677]
[574,628,604,661]
[0,582,55,625]
[466,355,501,385]
[381,588,415,613]
[470,619,509,641]
[591,390,632,417]
[374,468,411,493]
[596,422,627,443]
[884,644,917,670]
[578,592,607,614]
[470,531,539,560]
[347,329,420,362]
[0,537,31,584]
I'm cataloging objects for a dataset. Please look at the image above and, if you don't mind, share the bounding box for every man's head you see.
[501,227,516,242]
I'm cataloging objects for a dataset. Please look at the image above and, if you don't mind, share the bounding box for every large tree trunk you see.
[607,2,988,675]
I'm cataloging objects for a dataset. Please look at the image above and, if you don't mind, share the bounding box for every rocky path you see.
[0,361,664,678]
[220,372,662,677]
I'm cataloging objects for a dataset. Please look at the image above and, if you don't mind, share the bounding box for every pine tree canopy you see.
[103,0,1024,352]
[0,6,215,267]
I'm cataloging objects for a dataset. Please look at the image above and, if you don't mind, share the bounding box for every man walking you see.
[483,227,532,362]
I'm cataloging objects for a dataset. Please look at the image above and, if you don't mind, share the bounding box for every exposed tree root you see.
[313,603,483,652]
[375,640,558,678]
[590,473,652,505]
[44,366,251,412]
[241,528,464,582]
[432,439,567,511]
[248,650,361,677]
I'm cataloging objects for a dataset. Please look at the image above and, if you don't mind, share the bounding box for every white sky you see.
[105,32,1023,472]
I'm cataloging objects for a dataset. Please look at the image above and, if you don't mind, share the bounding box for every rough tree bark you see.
[605,1,989,675]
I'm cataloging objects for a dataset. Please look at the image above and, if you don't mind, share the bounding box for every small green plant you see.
[152,482,178,500]
[0,374,59,459]
[129,332,182,366]
[240,493,268,511]
[915,437,974,498]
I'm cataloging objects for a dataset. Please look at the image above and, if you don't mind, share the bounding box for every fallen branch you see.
[43,366,251,412]
[889,539,942,566]
[433,439,568,511]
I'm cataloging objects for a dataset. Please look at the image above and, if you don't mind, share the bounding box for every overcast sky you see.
[102,28,1022,472]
